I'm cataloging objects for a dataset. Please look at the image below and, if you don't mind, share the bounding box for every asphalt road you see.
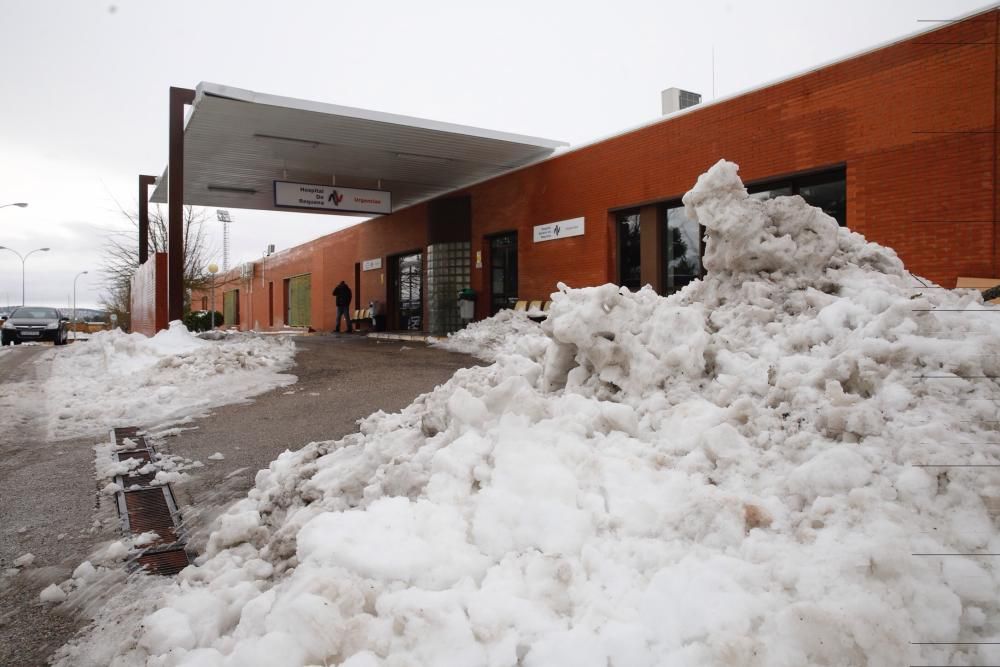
[0,344,118,667]
[0,335,480,666]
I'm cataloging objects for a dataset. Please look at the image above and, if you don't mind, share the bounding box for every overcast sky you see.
[0,0,990,310]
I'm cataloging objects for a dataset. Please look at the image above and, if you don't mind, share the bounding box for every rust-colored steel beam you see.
[138,174,157,264]
[167,87,196,322]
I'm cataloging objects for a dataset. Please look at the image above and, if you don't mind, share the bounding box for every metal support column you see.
[639,204,662,294]
[168,87,196,322]
[138,174,157,265]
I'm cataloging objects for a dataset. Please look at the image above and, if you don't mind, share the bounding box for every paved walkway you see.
[0,335,479,665]
[163,335,480,552]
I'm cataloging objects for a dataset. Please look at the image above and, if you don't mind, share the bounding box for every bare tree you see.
[100,204,214,329]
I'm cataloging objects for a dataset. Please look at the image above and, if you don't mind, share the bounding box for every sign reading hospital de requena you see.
[533,216,585,243]
[274,181,392,215]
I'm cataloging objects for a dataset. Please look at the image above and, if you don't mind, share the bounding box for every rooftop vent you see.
[661,88,701,115]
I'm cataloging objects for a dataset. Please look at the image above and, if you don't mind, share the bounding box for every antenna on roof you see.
[712,45,716,99]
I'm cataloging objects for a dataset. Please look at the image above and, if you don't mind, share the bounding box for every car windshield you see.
[10,307,59,319]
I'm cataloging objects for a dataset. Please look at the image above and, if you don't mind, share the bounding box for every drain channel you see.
[110,426,192,575]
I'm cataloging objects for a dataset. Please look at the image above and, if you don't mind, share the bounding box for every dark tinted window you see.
[662,204,702,294]
[799,176,846,227]
[489,232,518,314]
[10,307,59,319]
[747,167,846,226]
[617,209,641,291]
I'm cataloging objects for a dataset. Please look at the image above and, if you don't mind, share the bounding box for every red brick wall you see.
[193,9,998,331]
[131,253,167,336]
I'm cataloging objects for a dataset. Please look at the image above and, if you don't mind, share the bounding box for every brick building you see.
[181,8,997,335]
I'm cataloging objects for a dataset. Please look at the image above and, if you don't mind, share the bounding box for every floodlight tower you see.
[216,209,232,272]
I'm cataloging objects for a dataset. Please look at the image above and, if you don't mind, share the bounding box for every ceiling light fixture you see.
[395,152,450,164]
[207,185,258,194]
[254,133,321,148]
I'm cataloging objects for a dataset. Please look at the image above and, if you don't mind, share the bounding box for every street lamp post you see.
[73,270,88,341]
[208,264,219,329]
[0,246,51,305]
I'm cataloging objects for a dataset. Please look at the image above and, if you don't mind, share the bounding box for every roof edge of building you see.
[195,81,569,150]
[384,2,998,217]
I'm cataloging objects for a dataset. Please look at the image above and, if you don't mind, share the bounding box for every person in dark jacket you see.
[332,280,353,333]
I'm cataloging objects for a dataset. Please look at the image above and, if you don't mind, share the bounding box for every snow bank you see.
[71,161,1000,666]
[37,322,297,439]
[433,309,549,361]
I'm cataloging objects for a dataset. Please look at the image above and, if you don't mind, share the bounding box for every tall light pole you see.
[216,210,232,272]
[0,246,51,306]
[73,270,88,341]
[208,263,219,329]
[0,202,28,210]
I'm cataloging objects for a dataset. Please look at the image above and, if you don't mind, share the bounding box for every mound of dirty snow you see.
[434,309,549,362]
[40,322,297,439]
[62,161,1000,667]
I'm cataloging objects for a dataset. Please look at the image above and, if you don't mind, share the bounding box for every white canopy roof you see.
[150,82,567,215]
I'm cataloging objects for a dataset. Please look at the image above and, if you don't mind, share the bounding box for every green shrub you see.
[183,310,223,332]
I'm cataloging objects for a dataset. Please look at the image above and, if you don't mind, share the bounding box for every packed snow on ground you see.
[26,322,297,439]
[58,160,1000,667]
[433,309,550,362]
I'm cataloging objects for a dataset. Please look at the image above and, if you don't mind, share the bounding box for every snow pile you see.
[40,583,69,603]
[12,552,35,568]
[71,161,1000,667]
[434,309,549,361]
[38,322,297,439]
[94,432,205,495]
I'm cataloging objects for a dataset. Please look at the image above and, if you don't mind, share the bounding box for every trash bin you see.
[368,300,386,332]
[458,288,476,322]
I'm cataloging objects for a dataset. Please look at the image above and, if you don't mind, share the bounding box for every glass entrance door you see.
[489,232,518,315]
[395,252,423,330]
[617,209,641,291]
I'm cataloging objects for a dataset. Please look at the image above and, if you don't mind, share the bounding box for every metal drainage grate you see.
[113,427,140,446]
[118,450,152,464]
[137,548,190,576]
[123,488,179,543]
[121,471,157,487]
[109,427,192,576]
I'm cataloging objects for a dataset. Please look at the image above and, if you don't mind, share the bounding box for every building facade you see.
[194,9,998,334]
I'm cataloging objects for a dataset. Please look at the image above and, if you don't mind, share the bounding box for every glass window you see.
[397,253,423,330]
[748,186,793,201]
[662,205,702,294]
[799,177,846,226]
[746,167,846,226]
[10,307,60,319]
[489,232,518,314]
[617,210,641,291]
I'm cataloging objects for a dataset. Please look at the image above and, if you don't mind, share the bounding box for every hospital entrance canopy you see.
[150,82,568,215]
